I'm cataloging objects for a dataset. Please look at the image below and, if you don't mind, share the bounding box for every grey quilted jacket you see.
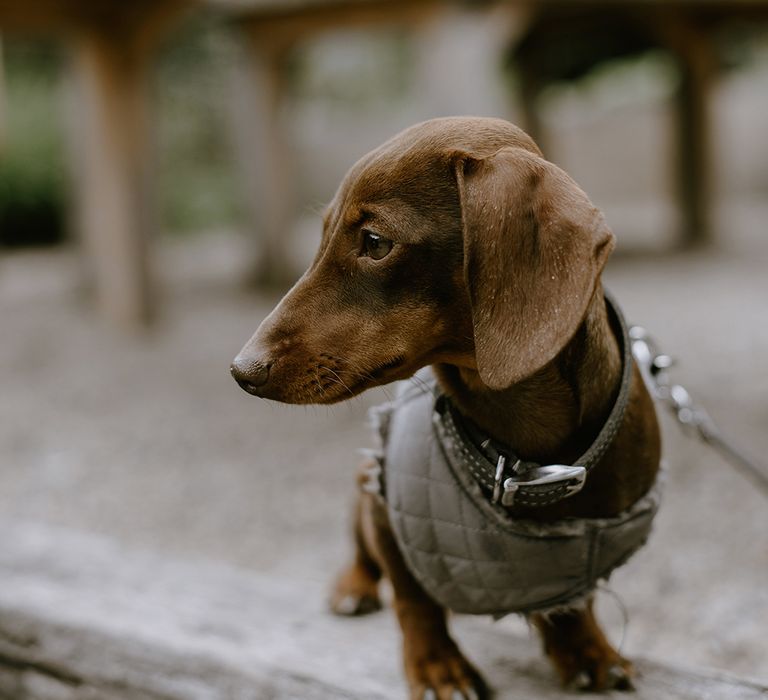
[370,369,661,617]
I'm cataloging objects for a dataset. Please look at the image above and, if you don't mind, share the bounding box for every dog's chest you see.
[369,369,660,616]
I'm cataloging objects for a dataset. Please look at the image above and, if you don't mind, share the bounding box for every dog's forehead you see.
[322,117,541,240]
[335,118,538,205]
[323,149,440,236]
[349,148,443,202]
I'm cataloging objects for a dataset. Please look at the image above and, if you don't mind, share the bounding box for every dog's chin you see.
[250,356,411,405]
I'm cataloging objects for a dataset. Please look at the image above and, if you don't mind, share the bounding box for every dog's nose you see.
[230,355,271,395]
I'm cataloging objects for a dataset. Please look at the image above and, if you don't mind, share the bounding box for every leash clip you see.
[630,324,768,497]
[631,326,712,432]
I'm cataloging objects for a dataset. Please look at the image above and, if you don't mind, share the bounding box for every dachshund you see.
[231,117,661,699]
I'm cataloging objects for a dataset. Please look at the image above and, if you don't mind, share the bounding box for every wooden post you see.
[231,26,296,289]
[495,7,542,152]
[656,14,717,248]
[69,31,155,326]
[66,1,187,328]
[674,39,715,247]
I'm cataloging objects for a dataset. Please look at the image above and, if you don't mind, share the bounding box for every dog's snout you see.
[230,355,271,395]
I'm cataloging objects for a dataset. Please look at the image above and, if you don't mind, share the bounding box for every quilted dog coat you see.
[370,370,661,616]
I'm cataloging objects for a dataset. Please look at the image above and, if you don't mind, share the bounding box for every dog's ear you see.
[454,146,614,390]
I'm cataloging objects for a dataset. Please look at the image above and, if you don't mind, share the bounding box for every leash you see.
[630,326,768,498]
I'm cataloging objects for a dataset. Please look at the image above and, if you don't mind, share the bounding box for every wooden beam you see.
[227,0,439,39]
[0,522,765,699]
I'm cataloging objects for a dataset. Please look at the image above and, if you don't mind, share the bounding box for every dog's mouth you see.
[344,355,407,393]
[307,354,406,402]
[370,355,406,379]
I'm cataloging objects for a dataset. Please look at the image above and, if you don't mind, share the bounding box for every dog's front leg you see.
[369,495,488,700]
[531,599,633,691]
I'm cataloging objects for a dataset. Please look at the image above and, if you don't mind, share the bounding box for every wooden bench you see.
[3,0,768,327]
[0,521,765,699]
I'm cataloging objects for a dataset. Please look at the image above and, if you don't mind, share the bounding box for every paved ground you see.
[1,219,766,683]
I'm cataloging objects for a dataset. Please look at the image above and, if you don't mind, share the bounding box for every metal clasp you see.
[629,325,673,397]
[500,464,587,506]
[630,325,709,432]
[629,325,768,498]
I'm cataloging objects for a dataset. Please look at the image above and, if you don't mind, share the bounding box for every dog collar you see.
[436,292,633,508]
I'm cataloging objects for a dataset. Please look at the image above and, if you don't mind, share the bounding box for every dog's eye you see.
[362,230,394,261]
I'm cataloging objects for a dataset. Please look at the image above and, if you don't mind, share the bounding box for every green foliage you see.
[0,21,245,245]
[0,40,66,247]
[154,15,243,234]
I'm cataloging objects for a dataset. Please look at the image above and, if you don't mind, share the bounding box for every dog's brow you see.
[320,203,341,245]
[342,207,367,231]
[362,203,426,244]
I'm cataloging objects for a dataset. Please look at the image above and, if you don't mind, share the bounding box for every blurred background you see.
[0,0,766,689]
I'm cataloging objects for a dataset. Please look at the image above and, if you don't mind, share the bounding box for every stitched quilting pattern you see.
[376,368,660,617]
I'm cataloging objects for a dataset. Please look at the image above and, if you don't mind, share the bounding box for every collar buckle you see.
[500,464,587,507]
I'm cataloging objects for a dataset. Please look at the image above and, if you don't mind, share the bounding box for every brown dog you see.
[231,117,661,699]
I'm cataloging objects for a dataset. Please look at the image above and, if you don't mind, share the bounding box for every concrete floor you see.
[0,221,766,682]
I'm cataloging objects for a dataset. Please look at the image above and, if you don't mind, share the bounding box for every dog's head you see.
[232,117,614,403]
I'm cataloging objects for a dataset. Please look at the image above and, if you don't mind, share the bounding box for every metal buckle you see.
[500,464,587,506]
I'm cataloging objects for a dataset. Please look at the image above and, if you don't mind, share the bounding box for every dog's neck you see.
[434,289,622,465]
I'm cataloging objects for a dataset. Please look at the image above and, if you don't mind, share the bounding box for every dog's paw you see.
[533,602,635,692]
[558,650,634,692]
[406,646,489,700]
[329,563,382,617]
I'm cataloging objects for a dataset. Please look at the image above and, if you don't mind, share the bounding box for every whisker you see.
[319,365,356,397]
[308,365,329,401]
[337,365,396,403]
[407,372,435,397]
[314,353,411,403]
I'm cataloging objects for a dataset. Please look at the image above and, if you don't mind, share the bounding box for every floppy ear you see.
[455,146,614,390]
